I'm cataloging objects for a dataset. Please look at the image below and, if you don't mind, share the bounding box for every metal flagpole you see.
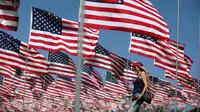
[75,0,85,111]
[125,59,129,89]
[175,0,180,112]
[22,7,34,112]
[198,12,200,112]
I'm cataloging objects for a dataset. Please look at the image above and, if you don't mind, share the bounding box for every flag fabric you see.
[56,75,76,92]
[129,33,189,76]
[89,66,104,86]
[82,65,100,89]
[40,75,54,91]
[0,0,20,31]
[83,0,169,40]
[120,59,137,81]
[184,54,193,73]
[165,70,195,90]
[0,65,16,78]
[168,39,185,59]
[48,52,76,77]
[29,7,100,58]
[84,43,126,77]
[14,69,22,78]
[129,33,158,59]
[104,71,127,94]
[0,30,49,74]
[0,75,4,85]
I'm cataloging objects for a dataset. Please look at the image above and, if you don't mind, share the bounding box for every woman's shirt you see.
[133,75,144,94]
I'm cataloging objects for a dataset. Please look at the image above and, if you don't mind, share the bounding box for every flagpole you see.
[125,59,128,89]
[75,0,85,111]
[174,0,180,111]
[198,12,200,112]
[22,7,34,112]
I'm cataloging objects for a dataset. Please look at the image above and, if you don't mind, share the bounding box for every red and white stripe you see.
[85,52,126,78]
[84,0,169,40]
[0,0,19,31]
[0,42,49,74]
[48,56,76,77]
[30,12,100,58]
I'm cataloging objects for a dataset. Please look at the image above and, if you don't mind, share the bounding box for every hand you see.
[125,94,132,98]
[137,94,143,100]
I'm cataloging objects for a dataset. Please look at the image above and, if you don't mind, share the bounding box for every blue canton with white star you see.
[132,33,158,44]
[48,52,69,65]
[15,69,23,78]
[95,43,110,56]
[0,76,4,85]
[106,71,118,84]
[87,0,124,4]
[0,30,20,53]
[58,76,72,82]
[32,7,62,35]
[82,65,92,75]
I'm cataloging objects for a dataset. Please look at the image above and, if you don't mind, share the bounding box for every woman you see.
[128,61,149,112]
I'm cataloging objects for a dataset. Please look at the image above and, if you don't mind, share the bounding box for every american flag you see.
[29,7,100,58]
[168,39,185,59]
[90,66,104,86]
[165,70,195,90]
[83,0,169,40]
[152,78,172,102]
[84,43,126,77]
[0,65,16,78]
[48,52,76,77]
[82,65,100,89]
[129,33,189,76]
[40,75,54,91]
[164,70,192,84]
[184,54,193,73]
[0,75,4,85]
[0,0,20,31]
[120,59,137,81]
[56,75,76,92]
[104,71,127,94]
[14,69,22,78]
[0,30,49,74]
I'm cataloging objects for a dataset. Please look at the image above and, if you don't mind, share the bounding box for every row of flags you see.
[0,67,199,111]
[0,0,199,110]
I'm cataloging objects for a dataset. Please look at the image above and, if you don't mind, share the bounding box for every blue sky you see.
[3,0,200,109]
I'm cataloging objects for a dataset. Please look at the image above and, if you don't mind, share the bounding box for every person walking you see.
[127,61,150,112]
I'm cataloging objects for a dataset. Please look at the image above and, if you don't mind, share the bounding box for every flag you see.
[129,33,189,76]
[104,71,127,94]
[84,43,126,77]
[0,30,49,74]
[14,69,22,78]
[83,0,169,40]
[0,65,16,78]
[48,52,76,77]
[29,7,100,58]
[120,59,137,81]
[82,65,100,89]
[0,75,4,85]
[0,0,20,31]
[40,75,54,91]
[165,71,195,90]
[89,66,104,86]
[56,75,76,92]
[168,39,185,59]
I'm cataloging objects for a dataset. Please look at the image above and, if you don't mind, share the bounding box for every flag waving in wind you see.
[29,7,99,58]
[0,0,20,31]
[0,30,49,74]
[83,0,169,40]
